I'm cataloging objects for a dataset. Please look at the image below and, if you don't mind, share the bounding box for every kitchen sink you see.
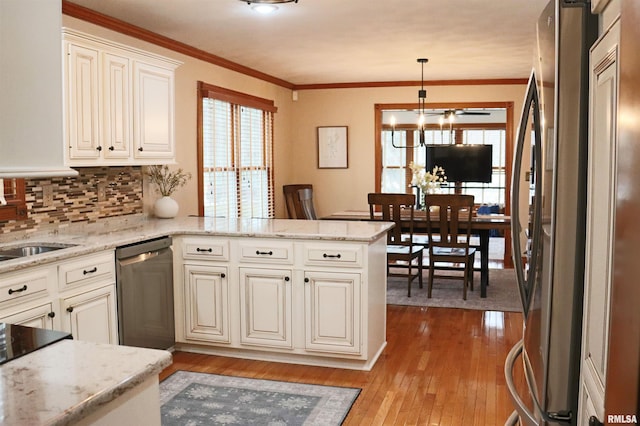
[0,243,77,261]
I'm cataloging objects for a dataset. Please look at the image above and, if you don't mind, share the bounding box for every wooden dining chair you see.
[423,194,476,300]
[283,184,312,219]
[368,193,423,297]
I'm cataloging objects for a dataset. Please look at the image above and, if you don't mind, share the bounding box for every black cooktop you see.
[0,323,72,365]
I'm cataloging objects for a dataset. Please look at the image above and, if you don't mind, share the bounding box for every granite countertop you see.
[0,339,172,425]
[0,216,394,274]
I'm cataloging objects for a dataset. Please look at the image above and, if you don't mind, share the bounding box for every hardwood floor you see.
[160,305,525,425]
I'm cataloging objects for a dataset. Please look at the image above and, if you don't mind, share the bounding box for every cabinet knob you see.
[284,276,290,282]
[47,312,56,318]
[66,306,74,313]
[96,145,103,151]
[221,273,226,278]
[108,146,115,151]
[138,147,144,151]
[304,278,309,283]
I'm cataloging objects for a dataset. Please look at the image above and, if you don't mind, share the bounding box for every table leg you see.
[479,230,489,298]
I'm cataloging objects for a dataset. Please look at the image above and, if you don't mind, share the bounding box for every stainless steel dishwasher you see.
[115,236,175,350]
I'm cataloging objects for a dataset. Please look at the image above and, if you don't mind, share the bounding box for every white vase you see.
[154,196,179,219]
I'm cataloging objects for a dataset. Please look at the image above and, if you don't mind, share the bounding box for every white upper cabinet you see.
[0,0,78,178]
[63,28,181,166]
[133,62,175,160]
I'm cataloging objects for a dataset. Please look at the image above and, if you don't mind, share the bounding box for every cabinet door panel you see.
[304,271,361,354]
[67,43,101,159]
[239,268,292,348]
[184,264,229,343]
[133,62,174,159]
[579,20,619,422]
[61,285,118,344]
[103,53,131,159]
[0,303,55,329]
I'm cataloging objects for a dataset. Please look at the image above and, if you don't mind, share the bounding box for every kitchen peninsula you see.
[0,339,171,425]
[0,216,393,372]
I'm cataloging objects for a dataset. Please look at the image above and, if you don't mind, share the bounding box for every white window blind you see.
[199,82,275,218]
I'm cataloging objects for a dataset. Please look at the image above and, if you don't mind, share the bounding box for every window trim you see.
[197,81,277,217]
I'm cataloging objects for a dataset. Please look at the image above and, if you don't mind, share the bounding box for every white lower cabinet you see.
[239,267,292,349]
[0,251,118,345]
[303,271,361,355]
[174,235,387,370]
[0,302,56,329]
[183,264,230,343]
[60,285,117,345]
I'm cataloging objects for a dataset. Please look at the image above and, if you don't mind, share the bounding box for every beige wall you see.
[62,16,528,220]
[291,85,528,218]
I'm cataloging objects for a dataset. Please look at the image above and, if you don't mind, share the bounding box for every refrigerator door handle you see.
[511,70,543,317]
[504,339,538,425]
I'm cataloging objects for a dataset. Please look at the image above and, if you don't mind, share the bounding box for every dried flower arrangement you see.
[146,165,192,197]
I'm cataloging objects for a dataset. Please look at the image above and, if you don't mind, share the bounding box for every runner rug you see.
[160,371,360,425]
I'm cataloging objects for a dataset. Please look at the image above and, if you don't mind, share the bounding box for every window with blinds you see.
[198,82,276,218]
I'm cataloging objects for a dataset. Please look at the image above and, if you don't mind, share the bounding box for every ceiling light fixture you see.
[242,0,299,5]
[252,4,278,13]
[391,58,439,148]
[242,0,298,14]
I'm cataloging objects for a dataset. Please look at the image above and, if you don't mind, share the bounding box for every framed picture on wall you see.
[317,126,348,169]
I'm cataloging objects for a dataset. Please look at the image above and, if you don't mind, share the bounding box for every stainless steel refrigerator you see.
[505,0,596,424]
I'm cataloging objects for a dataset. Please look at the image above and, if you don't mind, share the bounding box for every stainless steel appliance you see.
[116,236,175,350]
[505,0,596,424]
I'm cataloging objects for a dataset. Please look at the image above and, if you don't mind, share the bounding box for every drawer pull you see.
[8,285,27,295]
[83,267,98,275]
[256,250,273,256]
[196,247,213,253]
[323,253,342,259]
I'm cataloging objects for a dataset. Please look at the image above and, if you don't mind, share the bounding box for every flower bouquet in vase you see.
[409,162,447,210]
[147,165,192,218]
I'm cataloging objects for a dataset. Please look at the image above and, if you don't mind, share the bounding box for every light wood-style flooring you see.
[161,305,525,425]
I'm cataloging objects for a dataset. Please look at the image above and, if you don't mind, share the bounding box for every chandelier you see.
[390,58,455,148]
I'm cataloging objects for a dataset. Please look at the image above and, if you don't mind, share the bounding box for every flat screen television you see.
[425,144,493,183]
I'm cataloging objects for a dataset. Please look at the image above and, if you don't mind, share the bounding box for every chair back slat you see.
[297,188,318,219]
[367,193,416,246]
[424,194,474,252]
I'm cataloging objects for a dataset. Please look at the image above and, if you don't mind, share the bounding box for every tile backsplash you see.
[0,167,144,235]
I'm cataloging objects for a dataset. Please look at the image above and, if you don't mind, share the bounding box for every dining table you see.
[322,210,511,298]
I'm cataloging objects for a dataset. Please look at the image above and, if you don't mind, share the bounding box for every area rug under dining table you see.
[387,268,521,312]
[160,371,360,425]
